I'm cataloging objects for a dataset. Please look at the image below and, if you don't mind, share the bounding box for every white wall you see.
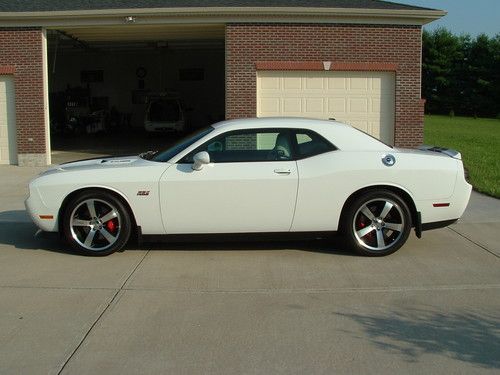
[0,76,17,164]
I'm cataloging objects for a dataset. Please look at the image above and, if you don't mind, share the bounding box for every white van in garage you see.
[144,93,185,133]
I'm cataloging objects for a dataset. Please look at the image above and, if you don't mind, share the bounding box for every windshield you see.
[146,126,214,162]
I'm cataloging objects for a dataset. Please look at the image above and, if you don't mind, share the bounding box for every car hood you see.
[39,155,155,176]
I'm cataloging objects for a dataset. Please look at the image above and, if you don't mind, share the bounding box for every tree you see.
[465,34,495,117]
[422,29,500,117]
[422,29,464,114]
[488,34,500,117]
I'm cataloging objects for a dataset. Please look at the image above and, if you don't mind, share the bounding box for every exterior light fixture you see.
[124,16,136,23]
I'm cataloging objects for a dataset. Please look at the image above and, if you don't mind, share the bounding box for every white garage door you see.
[257,70,395,145]
[0,76,17,165]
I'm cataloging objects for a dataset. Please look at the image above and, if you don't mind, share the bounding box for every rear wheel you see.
[62,191,132,256]
[342,190,411,256]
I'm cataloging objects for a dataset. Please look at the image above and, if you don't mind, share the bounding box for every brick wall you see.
[0,27,46,159]
[226,23,424,148]
[226,133,257,150]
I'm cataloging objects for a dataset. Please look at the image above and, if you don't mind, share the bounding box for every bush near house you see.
[424,115,500,198]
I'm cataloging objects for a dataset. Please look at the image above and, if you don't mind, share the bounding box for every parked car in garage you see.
[144,93,185,133]
[25,118,472,256]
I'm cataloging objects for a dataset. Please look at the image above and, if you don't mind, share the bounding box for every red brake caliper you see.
[106,219,117,233]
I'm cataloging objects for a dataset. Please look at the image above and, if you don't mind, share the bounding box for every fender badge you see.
[137,191,150,196]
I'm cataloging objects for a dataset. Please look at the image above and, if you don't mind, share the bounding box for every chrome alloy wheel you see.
[352,198,405,251]
[69,199,121,251]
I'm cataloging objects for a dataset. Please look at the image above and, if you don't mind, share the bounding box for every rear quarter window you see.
[294,130,336,159]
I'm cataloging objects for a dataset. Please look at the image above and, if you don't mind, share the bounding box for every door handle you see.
[274,168,291,175]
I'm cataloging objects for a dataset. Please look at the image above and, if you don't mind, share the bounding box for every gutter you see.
[0,7,446,27]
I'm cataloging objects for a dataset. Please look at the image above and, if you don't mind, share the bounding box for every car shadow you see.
[0,210,71,254]
[0,210,355,256]
[336,308,500,369]
[141,238,353,256]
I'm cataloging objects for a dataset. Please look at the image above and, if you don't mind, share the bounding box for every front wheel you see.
[342,190,412,256]
[62,191,132,256]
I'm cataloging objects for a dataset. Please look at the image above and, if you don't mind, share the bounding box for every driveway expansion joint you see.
[448,226,500,259]
[0,285,117,290]
[121,284,500,294]
[56,250,150,375]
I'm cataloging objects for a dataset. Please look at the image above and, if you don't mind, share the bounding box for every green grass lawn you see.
[424,115,500,198]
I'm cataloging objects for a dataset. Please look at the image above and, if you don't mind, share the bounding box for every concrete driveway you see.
[0,165,499,374]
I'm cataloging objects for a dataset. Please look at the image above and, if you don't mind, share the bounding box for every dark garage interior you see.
[46,25,225,163]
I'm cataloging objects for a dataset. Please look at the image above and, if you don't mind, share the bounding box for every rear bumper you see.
[422,218,459,231]
[417,177,472,227]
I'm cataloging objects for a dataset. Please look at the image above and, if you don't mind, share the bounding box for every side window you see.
[294,130,336,159]
[183,129,293,163]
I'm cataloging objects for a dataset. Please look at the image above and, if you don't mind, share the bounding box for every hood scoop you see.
[58,155,139,171]
[101,158,136,164]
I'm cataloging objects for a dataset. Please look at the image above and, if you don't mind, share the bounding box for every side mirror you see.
[192,151,210,171]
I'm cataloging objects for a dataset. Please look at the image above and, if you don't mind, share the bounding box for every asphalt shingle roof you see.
[0,1,436,12]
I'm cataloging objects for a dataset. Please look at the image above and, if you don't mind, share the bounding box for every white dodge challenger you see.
[25,118,472,256]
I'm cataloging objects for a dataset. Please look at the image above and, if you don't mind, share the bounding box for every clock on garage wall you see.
[132,67,149,104]
[136,67,147,79]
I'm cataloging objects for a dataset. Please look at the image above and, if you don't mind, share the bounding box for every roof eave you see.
[0,7,447,27]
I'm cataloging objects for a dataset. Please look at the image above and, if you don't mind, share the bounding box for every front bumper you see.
[25,192,58,232]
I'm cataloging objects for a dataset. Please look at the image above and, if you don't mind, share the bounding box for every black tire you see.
[341,190,412,256]
[62,190,132,256]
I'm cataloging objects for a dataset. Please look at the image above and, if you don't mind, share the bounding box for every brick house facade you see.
[0,1,443,166]
[0,27,47,165]
[226,23,425,148]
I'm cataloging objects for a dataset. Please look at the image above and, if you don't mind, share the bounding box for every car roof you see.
[212,117,350,130]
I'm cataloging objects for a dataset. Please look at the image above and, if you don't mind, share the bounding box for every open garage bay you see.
[47,25,225,162]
